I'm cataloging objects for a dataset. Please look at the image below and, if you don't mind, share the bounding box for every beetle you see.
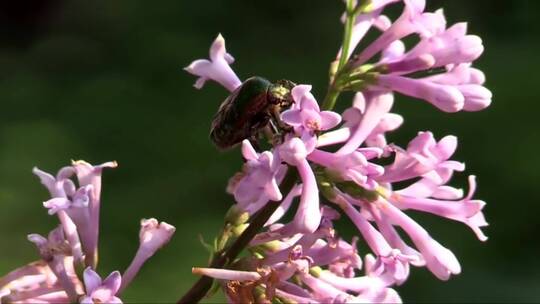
[210,76,296,150]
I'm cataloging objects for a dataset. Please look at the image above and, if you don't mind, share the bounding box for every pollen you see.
[305,119,321,131]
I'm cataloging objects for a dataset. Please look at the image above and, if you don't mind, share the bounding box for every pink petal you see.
[434,135,458,160]
[32,167,59,197]
[192,268,261,281]
[319,111,342,130]
[337,91,394,155]
[80,296,95,304]
[240,140,258,161]
[291,85,312,104]
[280,109,303,127]
[209,34,227,62]
[317,128,351,147]
[432,185,464,200]
[377,75,464,112]
[43,198,71,215]
[265,178,283,202]
[382,40,406,62]
[102,271,122,295]
[293,158,321,233]
[83,267,102,294]
[299,92,320,112]
[460,84,492,111]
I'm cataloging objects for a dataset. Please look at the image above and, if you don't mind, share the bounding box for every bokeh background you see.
[0,0,538,302]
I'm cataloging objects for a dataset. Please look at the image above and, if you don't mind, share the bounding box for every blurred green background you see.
[0,0,538,302]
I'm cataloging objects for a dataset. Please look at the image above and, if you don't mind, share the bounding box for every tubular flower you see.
[185,34,242,92]
[0,162,175,303]
[81,268,122,304]
[339,0,491,113]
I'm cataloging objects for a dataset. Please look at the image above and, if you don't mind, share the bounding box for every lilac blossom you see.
[183,0,490,299]
[317,92,403,150]
[184,34,242,92]
[309,147,384,190]
[120,218,176,292]
[0,1,491,302]
[393,175,488,241]
[0,260,69,303]
[379,131,464,183]
[192,217,404,303]
[337,91,395,154]
[1,161,176,303]
[278,137,321,234]
[340,0,491,113]
[281,85,341,152]
[227,140,286,214]
[27,227,83,301]
[33,161,117,268]
[372,198,462,280]
[81,268,122,304]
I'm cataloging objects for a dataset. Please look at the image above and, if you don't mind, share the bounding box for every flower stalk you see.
[177,169,298,304]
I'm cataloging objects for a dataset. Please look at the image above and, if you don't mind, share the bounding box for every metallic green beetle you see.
[210,76,295,150]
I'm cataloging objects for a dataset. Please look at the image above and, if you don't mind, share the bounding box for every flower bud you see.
[138,218,176,258]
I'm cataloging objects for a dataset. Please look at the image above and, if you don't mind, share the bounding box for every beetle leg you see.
[267,119,285,146]
[268,118,280,134]
[261,124,276,145]
[270,106,293,133]
[249,135,261,151]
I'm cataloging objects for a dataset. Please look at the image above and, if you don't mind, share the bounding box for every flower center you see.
[305,119,321,131]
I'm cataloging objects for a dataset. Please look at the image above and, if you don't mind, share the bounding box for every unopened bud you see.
[225,205,250,226]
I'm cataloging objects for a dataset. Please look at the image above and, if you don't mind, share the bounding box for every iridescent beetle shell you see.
[210,76,295,149]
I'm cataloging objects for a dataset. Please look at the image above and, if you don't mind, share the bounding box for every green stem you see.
[337,0,356,71]
[177,169,298,304]
[322,0,358,111]
[321,85,341,111]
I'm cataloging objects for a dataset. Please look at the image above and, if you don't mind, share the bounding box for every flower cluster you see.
[0,161,175,303]
[185,0,490,302]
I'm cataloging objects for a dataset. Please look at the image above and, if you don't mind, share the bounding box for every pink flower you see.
[42,185,91,215]
[27,227,83,301]
[120,219,176,292]
[379,131,464,183]
[229,140,286,211]
[377,75,465,112]
[184,34,242,92]
[137,218,176,259]
[338,0,400,61]
[338,196,416,284]
[32,166,76,198]
[404,22,484,68]
[4,161,176,303]
[81,268,122,304]
[34,161,116,268]
[343,1,490,113]
[354,0,433,65]
[281,85,341,153]
[181,1,491,301]
[425,64,492,111]
[192,268,262,282]
[0,261,68,304]
[279,138,321,234]
[316,93,402,150]
[27,227,70,261]
[337,91,394,155]
[309,147,384,190]
[365,112,403,148]
[394,175,488,241]
[374,198,461,280]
